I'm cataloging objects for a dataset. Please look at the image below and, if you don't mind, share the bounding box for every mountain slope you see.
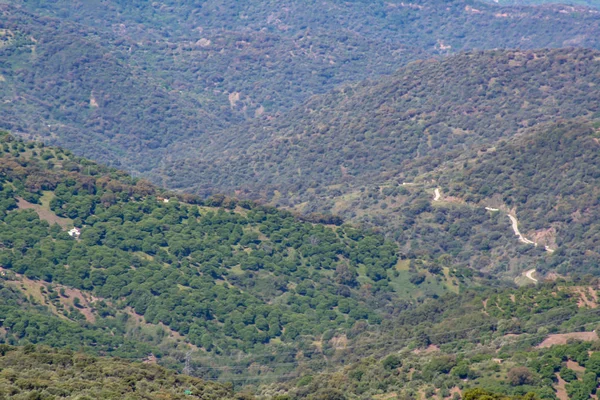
[3,1,600,175]
[314,118,600,280]
[5,133,600,400]
[262,280,600,399]
[0,131,436,383]
[436,119,600,275]
[490,0,600,7]
[160,48,600,197]
[0,345,233,399]
[157,49,600,282]
[0,6,225,172]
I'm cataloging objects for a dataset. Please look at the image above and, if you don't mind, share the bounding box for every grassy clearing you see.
[16,191,72,229]
[229,264,244,276]
[395,259,410,271]
[443,267,460,294]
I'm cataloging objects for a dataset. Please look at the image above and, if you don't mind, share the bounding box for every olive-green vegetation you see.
[3,1,600,173]
[437,119,600,276]
[2,3,600,397]
[162,48,600,198]
[4,134,600,400]
[463,390,538,400]
[321,118,600,280]
[0,277,159,359]
[267,281,600,399]
[0,5,223,172]
[0,345,234,400]
[0,132,407,382]
[159,49,600,280]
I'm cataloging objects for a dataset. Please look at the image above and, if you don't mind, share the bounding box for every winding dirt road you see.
[507,215,536,245]
[508,214,556,253]
[525,268,538,283]
[433,188,554,255]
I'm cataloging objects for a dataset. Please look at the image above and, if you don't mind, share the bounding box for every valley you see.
[3,1,600,173]
[1,0,600,399]
[0,131,599,399]
[157,49,600,286]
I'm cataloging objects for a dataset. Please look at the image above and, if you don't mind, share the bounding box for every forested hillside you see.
[13,0,600,44]
[0,345,234,399]
[5,2,600,398]
[437,119,600,275]
[4,135,600,399]
[489,0,600,7]
[318,118,600,281]
[3,1,600,174]
[161,48,600,199]
[156,49,600,283]
[0,131,418,384]
[266,281,600,399]
[0,6,227,172]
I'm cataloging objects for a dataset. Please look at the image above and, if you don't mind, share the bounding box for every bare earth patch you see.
[413,344,440,355]
[446,387,462,400]
[573,286,598,308]
[143,353,158,365]
[537,331,598,348]
[566,359,586,373]
[554,373,569,400]
[16,196,71,229]
[1,266,96,323]
[329,334,349,350]
[60,287,98,323]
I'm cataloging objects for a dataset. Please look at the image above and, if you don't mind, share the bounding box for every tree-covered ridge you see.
[42,0,600,121]
[4,1,600,175]
[12,0,600,48]
[266,282,600,399]
[0,5,225,173]
[0,345,235,399]
[155,49,600,281]
[488,0,600,7]
[316,118,600,280]
[4,135,600,398]
[0,133,403,364]
[437,119,600,276]
[160,48,600,199]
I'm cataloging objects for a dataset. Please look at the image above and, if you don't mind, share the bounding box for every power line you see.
[183,350,193,375]
[188,304,600,381]
[189,300,584,365]
[199,316,600,383]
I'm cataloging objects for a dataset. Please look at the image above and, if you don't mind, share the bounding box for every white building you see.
[68,227,81,238]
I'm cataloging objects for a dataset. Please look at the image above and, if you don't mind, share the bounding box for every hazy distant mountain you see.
[3,1,600,175]
[161,48,600,198]
[486,0,600,7]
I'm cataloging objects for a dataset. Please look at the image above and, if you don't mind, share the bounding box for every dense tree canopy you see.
[0,345,234,399]
[3,1,600,174]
